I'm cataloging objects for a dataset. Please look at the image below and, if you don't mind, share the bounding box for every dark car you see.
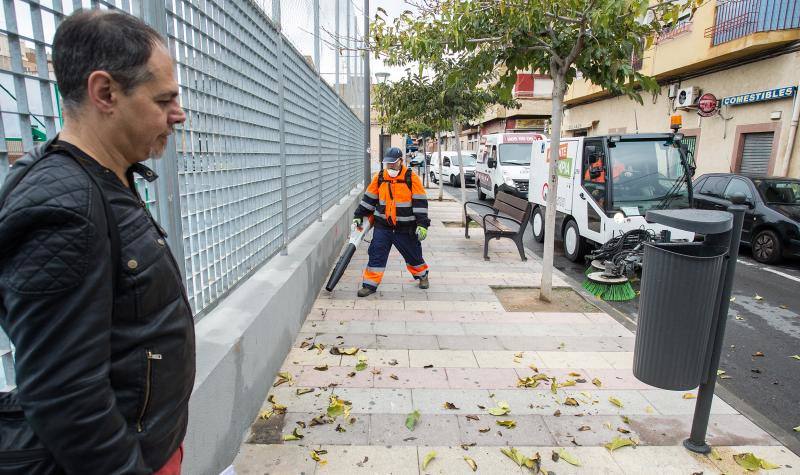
[692,173,800,264]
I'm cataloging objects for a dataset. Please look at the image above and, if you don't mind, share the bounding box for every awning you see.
[565,120,598,131]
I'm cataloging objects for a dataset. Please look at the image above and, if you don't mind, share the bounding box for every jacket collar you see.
[41,134,159,183]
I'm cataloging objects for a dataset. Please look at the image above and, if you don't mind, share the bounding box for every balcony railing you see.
[656,19,694,43]
[706,0,800,46]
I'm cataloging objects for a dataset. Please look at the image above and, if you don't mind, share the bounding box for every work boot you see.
[418,275,430,289]
[357,286,377,298]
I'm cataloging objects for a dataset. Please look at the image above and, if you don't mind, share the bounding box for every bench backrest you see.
[494,192,532,223]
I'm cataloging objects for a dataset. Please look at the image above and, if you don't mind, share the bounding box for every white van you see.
[475,133,546,200]
[429,151,478,186]
[528,134,696,261]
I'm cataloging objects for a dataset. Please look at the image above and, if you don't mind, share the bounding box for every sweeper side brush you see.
[325,221,372,291]
[583,271,637,301]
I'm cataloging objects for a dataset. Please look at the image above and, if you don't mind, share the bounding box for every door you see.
[575,138,605,244]
[442,156,452,182]
[722,177,757,243]
[739,132,773,175]
[695,175,732,211]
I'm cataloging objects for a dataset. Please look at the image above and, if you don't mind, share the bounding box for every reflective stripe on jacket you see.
[354,166,430,231]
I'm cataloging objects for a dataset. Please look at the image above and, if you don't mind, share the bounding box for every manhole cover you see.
[491,287,599,313]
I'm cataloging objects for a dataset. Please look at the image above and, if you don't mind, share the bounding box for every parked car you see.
[429,151,478,186]
[693,173,800,264]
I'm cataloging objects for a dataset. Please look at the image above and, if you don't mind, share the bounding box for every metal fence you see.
[707,0,800,45]
[0,0,365,390]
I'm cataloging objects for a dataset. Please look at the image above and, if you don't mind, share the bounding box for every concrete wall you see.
[562,52,800,178]
[182,189,361,475]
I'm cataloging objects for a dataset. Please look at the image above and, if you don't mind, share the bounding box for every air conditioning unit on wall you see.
[674,87,699,110]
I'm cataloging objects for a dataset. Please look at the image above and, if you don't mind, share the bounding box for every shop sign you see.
[697,93,718,117]
[721,86,797,107]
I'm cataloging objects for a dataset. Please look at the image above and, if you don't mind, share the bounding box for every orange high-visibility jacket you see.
[354,166,430,231]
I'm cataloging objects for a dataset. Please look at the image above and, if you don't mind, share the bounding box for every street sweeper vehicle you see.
[528,131,697,300]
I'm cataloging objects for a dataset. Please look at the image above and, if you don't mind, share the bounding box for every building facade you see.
[563,0,800,178]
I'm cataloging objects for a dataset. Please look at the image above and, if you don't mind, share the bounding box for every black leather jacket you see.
[0,141,195,474]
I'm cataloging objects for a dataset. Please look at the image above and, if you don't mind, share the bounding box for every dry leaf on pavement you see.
[405,410,421,431]
[604,436,637,452]
[421,451,436,470]
[609,397,624,408]
[463,456,478,471]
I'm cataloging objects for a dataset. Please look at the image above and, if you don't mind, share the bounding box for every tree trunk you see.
[452,116,467,225]
[540,71,567,303]
[437,131,444,201]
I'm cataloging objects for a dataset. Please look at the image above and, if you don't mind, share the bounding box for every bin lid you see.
[645,209,732,235]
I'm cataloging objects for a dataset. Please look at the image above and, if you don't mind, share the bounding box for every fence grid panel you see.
[0,0,365,390]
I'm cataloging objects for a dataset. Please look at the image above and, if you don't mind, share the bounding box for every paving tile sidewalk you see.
[234,197,799,474]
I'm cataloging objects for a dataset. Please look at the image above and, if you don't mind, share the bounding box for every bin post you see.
[683,200,747,454]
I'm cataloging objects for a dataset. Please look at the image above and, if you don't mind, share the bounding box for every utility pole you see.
[362,0,371,186]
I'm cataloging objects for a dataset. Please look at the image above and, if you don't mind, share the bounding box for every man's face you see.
[114,45,186,163]
[386,159,403,171]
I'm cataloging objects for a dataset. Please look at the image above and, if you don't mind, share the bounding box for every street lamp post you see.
[375,72,390,161]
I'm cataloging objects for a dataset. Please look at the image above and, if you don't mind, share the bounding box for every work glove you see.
[353,217,363,229]
[416,226,428,241]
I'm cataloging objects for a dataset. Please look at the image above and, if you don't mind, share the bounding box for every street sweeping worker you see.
[353,147,430,297]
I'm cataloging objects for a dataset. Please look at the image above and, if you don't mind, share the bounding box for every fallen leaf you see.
[347,371,356,378]
[299,341,310,349]
[559,380,577,388]
[463,456,477,471]
[564,397,580,407]
[645,406,655,414]
[568,372,582,377]
[682,393,697,400]
[267,395,287,414]
[422,451,436,470]
[327,396,352,419]
[460,443,476,450]
[617,427,631,434]
[310,450,327,465]
[514,352,524,358]
[550,378,558,394]
[735,315,745,320]
[273,371,294,387]
[710,447,723,460]
[466,415,480,421]
[753,351,765,357]
[551,451,559,462]
[444,402,460,410]
[390,374,399,380]
[355,354,368,371]
[592,378,603,388]
[312,343,325,354]
[488,401,511,416]
[604,421,613,430]
[529,365,539,372]
[733,452,780,471]
[371,368,382,375]
[794,426,800,432]
[258,410,273,420]
[388,359,399,366]
[578,425,591,431]
[576,378,587,383]
[513,357,522,363]
[341,347,360,355]
[501,447,539,469]
[478,427,491,433]
[406,410,421,431]
[730,297,736,302]
[310,415,333,426]
[335,424,346,432]
[477,405,486,410]
[296,388,314,396]
[621,415,631,424]
[604,436,636,452]
[314,365,329,371]
[780,304,789,309]
[609,397,624,408]
[281,427,304,441]
[553,410,562,417]
[496,419,516,428]
[557,448,581,466]
[754,294,763,301]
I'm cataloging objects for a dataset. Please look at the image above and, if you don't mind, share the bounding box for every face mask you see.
[386,169,400,178]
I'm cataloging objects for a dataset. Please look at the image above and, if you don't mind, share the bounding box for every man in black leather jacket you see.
[0,10,194,474]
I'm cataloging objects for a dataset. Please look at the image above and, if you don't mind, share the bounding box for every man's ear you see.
[86,71,119,114]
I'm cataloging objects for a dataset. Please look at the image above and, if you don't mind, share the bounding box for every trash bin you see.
[632,242,727,390]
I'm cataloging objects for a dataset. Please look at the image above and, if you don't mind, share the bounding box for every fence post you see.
[314,0,324,221]
[140,0,187,280]
[273,2,289,255]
